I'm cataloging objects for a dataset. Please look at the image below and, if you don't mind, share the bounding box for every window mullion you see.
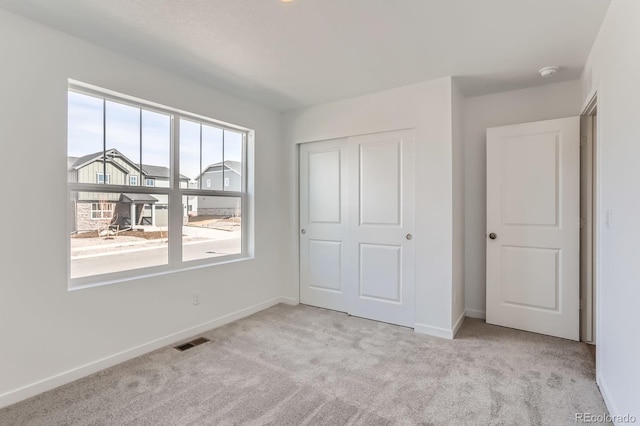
[102,99,106,188]
[139,108,143,187]
[222,129,225,192]
[167,115,182,266]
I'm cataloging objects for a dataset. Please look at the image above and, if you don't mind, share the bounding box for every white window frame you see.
[145,178,155,187]
[67,81,254,289]
[90,202,114,220]
[96,172,110,184]
[129,175,138,186]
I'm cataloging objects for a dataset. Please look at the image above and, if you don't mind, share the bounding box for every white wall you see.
[0,9,292,407]
[284,78,460,336]
[451,80,465,327]
[580,1,640,419]
[462,80,582,318]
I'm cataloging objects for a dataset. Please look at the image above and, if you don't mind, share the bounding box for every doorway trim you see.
[579,85,601,352]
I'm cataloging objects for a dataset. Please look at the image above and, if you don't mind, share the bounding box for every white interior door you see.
[299,139,348,312]
[299,130,415,328]
[346,130,415,327]
[486,117,580,340]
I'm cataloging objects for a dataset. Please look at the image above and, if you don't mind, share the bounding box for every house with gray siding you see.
[195,161,242,217]
[68,148,189,232]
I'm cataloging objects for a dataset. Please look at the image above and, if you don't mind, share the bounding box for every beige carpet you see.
[0,304,609,425]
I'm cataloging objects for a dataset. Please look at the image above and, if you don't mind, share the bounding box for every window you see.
[68,82,251,287]
[96,173,110,184]
[91,202,114,220]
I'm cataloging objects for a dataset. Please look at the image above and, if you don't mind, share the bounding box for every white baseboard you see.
[596,372,619,423]
[452,311,466,338]
[414,323,455,339]
[414,311,467,340]
[465,309,486,320]
[279,296,298,306]
[0,296,289,410]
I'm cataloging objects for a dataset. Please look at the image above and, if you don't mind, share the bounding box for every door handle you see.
[301,229,306,235]
[489,233,497,240]
[406,234,413,240]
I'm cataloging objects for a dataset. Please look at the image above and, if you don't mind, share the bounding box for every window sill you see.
[68,255,255,291]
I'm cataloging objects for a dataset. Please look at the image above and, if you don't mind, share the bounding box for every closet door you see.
[299,130,415,328]
[346,130,415,327]
[299,139,348,312]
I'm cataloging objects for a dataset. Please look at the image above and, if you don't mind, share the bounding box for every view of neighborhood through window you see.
[68,86,247,285]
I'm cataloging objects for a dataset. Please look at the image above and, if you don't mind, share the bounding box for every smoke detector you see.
[539,66,559,77]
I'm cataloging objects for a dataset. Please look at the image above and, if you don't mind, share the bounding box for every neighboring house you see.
[194,161,242,217]
[68,148,189,232]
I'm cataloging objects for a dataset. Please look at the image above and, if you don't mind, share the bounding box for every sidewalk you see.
[70,226,240,258]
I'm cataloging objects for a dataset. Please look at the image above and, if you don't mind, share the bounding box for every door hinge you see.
[579,298,586,310]
[580,218,586,229]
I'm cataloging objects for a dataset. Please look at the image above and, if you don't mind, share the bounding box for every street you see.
[70,235,241,279]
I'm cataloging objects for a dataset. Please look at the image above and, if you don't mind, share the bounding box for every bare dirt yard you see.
[70,216,239,251]
[186,215,241,232]
[70,229,169,252]
[72,229,167,240]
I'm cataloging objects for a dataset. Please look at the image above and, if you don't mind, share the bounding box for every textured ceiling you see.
[0,0,610,110]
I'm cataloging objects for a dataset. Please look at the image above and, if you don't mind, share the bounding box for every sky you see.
[68,91,243,181]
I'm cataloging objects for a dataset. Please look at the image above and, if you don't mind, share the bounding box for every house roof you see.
[69,148,138,172]
[67,156,79,169]
[120,193,159,203]
[221,161,242,175]
[197,161,242,180]
[68,149,189,180]
[142,164,172,179]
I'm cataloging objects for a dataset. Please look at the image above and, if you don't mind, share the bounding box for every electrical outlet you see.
[193,292,200,305]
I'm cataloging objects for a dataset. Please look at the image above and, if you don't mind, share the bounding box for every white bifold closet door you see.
[299,130,415,327]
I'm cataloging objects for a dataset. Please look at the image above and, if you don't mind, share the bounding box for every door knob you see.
[301,229,306,234]
[489,233,497,240]
[406,234,413,240]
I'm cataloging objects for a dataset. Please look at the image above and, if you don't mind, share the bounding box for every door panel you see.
[299,140,347,312]
[501,246,559,310]
[308,240,342,292]
[487,117,579,340]
[359,244,402,302]
[504,134,558,226]
[309,150,342,223]
[360,141,401,226]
